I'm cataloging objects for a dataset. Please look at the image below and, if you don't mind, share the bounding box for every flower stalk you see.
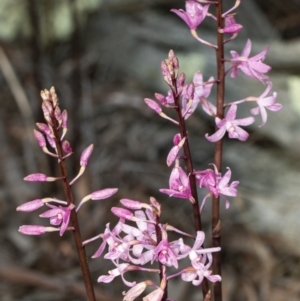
[47,92,97,301]
[169,63,210,298]
[212,1,225,300]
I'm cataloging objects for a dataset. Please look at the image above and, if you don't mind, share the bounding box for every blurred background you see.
[0,0,300,300]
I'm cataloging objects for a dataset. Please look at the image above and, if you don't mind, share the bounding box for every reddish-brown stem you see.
[212,1,225,301]
[51,121,96,301]
[171,79,209,298]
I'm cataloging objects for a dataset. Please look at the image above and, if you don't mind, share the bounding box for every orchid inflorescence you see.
[84,197,221,301]
[16,1,282,301]
[17,87,118,237]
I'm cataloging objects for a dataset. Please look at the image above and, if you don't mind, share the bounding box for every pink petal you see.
[267,103,282,111]
[182,270,197,282]
[226,104,238,121]
[97,275,115,283]
[241,39,252,58]
[250,45,269,61]
[250,107,260,115]
[218,168,231,188]
[258,106,267,127]
[229,125,249,141]
[193,231,205,249]
[205,127,226,142]
[206,274,222,282]
[233,116,255,126]
[92,241,106,258]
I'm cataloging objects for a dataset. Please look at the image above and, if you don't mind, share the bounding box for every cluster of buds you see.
[84,197,221,300]
[17,87,118,236]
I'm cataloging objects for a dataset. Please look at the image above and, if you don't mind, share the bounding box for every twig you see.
[0,265,118,301]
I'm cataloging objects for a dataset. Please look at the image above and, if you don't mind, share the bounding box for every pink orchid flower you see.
[205,104,254,142]
[171,1,210,30]
[250,82,282,126]
[230,39,271,83]
[196,165,239,212]
[39,204,74,236]
[160,165,192,201]
[181,72,215,119]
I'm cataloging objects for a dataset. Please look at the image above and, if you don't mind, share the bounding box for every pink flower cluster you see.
[84,198,221,300]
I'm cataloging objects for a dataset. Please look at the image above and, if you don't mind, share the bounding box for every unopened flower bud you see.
[177,73,186,94]
[149,197,161,216]
[168,49,175,59]
[144,98,162,114]
[42,99,52,113]
[168,49,179,68]
[61,110,68,139]
[62,110,68,128]
[111,207,134,220]
[80,144,94,167]
[91,188,118,200]
[17,199,44,212]
[49,86,58,107]
[112,207,155,224]
[41,100,53,126]
[34,130,46,148]
[18,225,59,235]
[186,82,195,100]
[120,199,143,210]
[47,135,56,148]
[173,133,181,145]
[154,93,167,106]
[62,140,72,154]
[54,106,62,125]
[40,89,49,101]
[166,137,186,167]
[77,188,119,212]
[161,60,169,77]
[36,123,53,137]
[24,173,63,182]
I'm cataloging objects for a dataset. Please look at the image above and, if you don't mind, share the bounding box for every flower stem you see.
[52,122,96,301]
[212,0,225,300]
[171,79,209,299]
